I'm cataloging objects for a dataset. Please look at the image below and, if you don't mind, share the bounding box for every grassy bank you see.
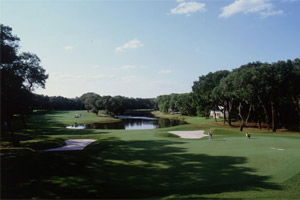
[29,110,121,126]
[1,110,300,199]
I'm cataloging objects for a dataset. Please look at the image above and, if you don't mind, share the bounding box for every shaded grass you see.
[1,138,280,199]
[20,138,65,150]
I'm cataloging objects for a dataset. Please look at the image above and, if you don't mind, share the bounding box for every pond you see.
[66,115,186,130]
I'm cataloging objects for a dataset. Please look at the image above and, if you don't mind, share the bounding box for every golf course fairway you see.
[1,110,300,199]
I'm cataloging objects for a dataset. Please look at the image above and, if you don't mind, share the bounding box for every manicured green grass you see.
[1,110,300,199]
[28,110,121,126]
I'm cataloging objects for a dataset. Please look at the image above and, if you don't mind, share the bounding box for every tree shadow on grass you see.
[1,137,281,199]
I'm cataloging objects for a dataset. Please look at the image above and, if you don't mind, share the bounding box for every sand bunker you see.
[66,125,86,129]
[271,147,285,151]
[168,130,207,139]
[43,139,96,151]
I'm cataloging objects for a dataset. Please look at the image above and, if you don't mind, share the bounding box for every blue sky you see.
[2,0,300,98]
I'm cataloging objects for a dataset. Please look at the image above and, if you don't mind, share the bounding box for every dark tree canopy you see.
[0,24,20,64]
[156,60,300,131]
[32,94,84,110]
[1,24,48,134]
[79,93,156,115]
[192,70,230,116]
[156,93,196,115]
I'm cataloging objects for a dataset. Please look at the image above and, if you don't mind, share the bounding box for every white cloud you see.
[64,45,73,51]
[260,9,284,17]
[158,69,172,74]
[219,0,283,18]
[115,39,143,53]
[170,1,206,16]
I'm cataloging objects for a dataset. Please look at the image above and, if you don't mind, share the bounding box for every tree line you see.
[79,92,156,115]
[156,93,196,115]
[32,93,156,115]
[32,94,84,110]
[156,60,300,132]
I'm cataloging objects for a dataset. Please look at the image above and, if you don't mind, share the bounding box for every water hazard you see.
[66,115,186,130]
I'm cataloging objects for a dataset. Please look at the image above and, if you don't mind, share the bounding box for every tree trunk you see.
[245,104,252,126]
[213,109,217,122]
[271,101,276,132]
[293,96,299,113]
[259,120,262,129]
[238,102,245,132]
[263,104,271,130]
[227,100,233,126]
[206,107,210,119]
[294,96,300,125]
[277,110,281,129]
[253,105,261,129]
[258,96,270,130]
[223,107,227,124]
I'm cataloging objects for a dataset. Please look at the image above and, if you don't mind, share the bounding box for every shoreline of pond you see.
[66,115,187,130]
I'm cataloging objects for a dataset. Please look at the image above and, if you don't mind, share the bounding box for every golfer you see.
[208,129,213,140]
[246,132,251,139]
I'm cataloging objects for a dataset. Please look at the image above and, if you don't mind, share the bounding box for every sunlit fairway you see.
[1,111,300,199]
[30,110,121,127]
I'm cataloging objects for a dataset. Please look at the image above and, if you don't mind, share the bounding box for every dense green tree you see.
[211,60,300,131]
[254,60,300,131]
[1,24,48,142]
[80,92,100,114]
[212,72,237,125]
[176,93,196,115]
[156,93,196,115]
[156,95,172,113]
[192,70,230,117]
[32,94,84,110]
[80,93,156,116]
[0,24,19,64]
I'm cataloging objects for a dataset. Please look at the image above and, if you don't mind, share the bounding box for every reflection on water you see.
[117,115,157,120]
[66,116,186,130]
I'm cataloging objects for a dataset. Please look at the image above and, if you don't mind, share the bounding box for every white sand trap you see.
[66,125,86,129]
[271,147,285,151]
[168,130,207,139]
[43,139,96,151]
